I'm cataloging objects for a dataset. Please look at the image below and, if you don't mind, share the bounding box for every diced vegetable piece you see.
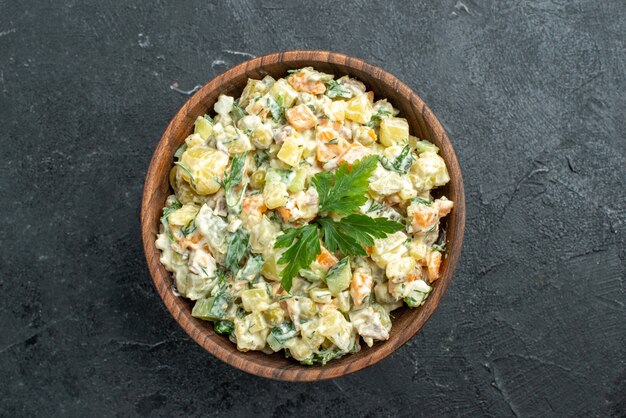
[319,309,352,351]
[167,203,200,227]
[345,93,373,124]
[412,138,439,154]
[234,314,269,351]
[191,294,231,321]
[287,168,307,193]
[410,151,450,191]
[179,146,229,195]
[277,135,305,167]
[379,117,409,147]
[251,123,274,149]
[269,79,298,108]
[325,257,351,295]
[241,288,271,312]
[286,104,317,131]
[194,116,213,140]
[285,338,313,361]
[263,303,286,327]
[353,126,377,145]
[267,322,297,351]
[309,288,333,303]
[263,181,289,209]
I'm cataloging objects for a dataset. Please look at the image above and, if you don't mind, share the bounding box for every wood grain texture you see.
[141,50,466,381]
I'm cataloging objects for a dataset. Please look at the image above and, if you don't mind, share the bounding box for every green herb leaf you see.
[223,152,248,214]
[254,150,269,168]
[161,200,182,241]
[180,219,196,236]
[326,138,339,145]
[312,155,378,215]
[274,224,321,292]
[174,162,196,188]
[231,100,247,121]
[203,114,214,123]
[379,144,415,174]
[317,214,403,255]
[366,108,392,128]
[316,217,366,256]
[225,229,249,274]
[412,197,432,206]
[325,79,353,99]
[267,95,285,123]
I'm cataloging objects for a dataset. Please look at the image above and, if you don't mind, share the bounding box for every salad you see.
[156,67,453,365]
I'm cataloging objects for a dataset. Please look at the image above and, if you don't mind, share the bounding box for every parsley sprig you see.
[274,156,403,291]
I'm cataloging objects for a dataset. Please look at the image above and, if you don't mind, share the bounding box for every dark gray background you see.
[1,0,624,416]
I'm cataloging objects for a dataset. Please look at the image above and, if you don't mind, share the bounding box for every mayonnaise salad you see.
[156,67,453,365]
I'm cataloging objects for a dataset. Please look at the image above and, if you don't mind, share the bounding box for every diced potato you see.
[409,240,430,264]
[249,312,268,333]
[269,79,299,108]
[285,338,314,361]
[241,288,271,312]
[385,256,416,283]
[353,126,377,145]
[345,93,373,124]
[323,100,347,122]
[185,133,205,148]
[300,318,325,348]
[410,151,450,191]
[372,231,408,256]
[277,134,304,167]
[180,146,229,195]
[260,251,284,282]
[379,117,409,147]
[234,315,269,351]
[168,203,200,226]
[219,126,254,154]
[263,181,289,209]
[194,116,213,140]
[319,309,352,351]
[239,79,271,108]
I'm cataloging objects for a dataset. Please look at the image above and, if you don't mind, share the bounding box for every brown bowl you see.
[141,51,465,381]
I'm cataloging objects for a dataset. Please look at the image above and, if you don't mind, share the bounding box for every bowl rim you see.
[141,50,465,381]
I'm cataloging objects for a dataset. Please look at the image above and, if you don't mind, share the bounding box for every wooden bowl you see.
[141,51,465,381]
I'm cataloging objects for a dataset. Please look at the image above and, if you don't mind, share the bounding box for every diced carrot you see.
[407,271,421,282]
[277,207,291,223]
[367,128,377,143]
[411,205,439,231]
[350,269,373,306]
[315,125,348,163]
[285,104,317,131]
[427,251,442,282]
[288,71,326,95]
[338,142,371,165]
[242,195,267,215]
[316,246,338,270]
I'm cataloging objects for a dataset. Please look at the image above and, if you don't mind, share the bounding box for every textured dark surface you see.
[1,0,624,416]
